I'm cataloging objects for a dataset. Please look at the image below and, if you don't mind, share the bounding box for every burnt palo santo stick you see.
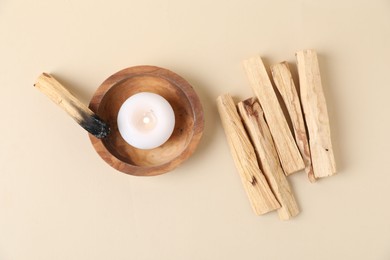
[34,73,110,139]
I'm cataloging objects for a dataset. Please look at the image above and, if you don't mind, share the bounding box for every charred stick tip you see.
[79,113,110,139]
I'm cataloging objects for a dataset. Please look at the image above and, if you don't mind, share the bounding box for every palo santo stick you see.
[243,56,304,175]
[271,62,315,182]
[217,94,280,215]
[238,98,300,220]
[296,50,336,178]
[34,73,110,139]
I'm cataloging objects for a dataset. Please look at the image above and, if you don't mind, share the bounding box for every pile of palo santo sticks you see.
[217,49,336,220]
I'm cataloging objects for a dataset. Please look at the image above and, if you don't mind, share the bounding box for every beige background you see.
[1,0,389,259]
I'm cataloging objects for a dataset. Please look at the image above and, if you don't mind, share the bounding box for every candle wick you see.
[143,116,151,124]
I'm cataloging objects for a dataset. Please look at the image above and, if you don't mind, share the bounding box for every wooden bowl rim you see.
[88,65,204,176]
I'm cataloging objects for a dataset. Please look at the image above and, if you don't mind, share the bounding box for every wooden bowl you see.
[88,66,204,176]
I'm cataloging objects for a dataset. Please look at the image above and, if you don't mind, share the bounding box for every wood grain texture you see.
[296,50,336,178]
[217,94,281,215]
[34,73,109,139]
[238,98,300,220]
[242,56,304,175]
[89,66,204,176]
[271,62,315,182]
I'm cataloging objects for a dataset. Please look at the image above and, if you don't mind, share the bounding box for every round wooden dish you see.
[88,66,204,176]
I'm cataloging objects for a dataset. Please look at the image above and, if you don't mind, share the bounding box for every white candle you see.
[117,92,175,149]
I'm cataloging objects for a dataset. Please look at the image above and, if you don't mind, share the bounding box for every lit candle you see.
[117,92,175,149]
